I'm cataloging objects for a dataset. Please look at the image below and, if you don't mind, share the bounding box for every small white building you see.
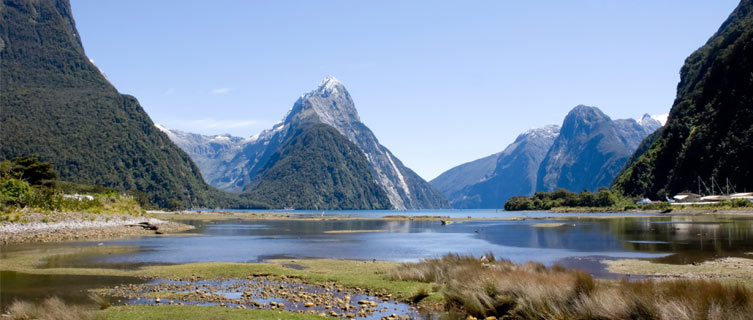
[673,193,702,202]
[63,193,95,201]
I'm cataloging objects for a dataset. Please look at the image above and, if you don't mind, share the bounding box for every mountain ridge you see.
[162,77,449,209]
[537,105,662,193]
[432,106,662,208]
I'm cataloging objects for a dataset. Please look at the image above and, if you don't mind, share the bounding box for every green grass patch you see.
[0,246,438,306]
[99,305,327,319]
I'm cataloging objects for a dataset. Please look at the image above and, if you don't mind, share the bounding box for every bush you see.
[722,198,753,208]
[0,178,33,206]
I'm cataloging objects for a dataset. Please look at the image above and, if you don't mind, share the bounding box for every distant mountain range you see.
[537,106,662,193]
[431,106,663,208]
[614,0,753,197]
[161,77,449,209]
[431,125,560,209]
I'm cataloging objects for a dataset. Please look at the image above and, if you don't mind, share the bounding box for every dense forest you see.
[0,0,263,209]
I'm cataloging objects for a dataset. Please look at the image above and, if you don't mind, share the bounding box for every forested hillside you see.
[613,0,753,197]
[0,0,252,208]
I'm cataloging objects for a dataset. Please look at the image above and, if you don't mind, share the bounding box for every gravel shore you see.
[0,212,194,244]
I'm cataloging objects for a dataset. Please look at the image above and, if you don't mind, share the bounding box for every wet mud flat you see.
[100,275,421,319]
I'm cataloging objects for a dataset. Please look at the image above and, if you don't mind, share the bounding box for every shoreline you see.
[3,207,750,245]
[0,212,194,245]
[605,255,753,287]
[147,210,658,222]
[548,207,753,215]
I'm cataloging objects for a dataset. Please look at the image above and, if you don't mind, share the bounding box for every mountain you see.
[429,153,500,202]
[243,124,392,210]
[537,106,662,193]
[163,77,449,209]
[432,106,662,208]
[432,125,560,209]
[0,0,239,208]
[156,125,249,190]
[614,0,753,197]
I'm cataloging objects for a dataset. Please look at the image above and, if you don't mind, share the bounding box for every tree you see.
[0,156,57,185]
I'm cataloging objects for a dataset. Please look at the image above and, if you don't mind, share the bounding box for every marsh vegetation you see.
[390,254,753,319]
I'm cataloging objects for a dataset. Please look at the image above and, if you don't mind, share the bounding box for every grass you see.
[6,245,753,319]
[389,253,753,319]
[0,246,436,306]
[7,297,93,320]
[4,299,326,320]
[98,305,327,320]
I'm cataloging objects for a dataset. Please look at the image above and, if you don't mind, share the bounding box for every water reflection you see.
[88,219,638,267]
[0,271,144,309]
[13,215,749,277]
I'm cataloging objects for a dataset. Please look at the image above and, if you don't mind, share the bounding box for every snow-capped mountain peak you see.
[650,114,669,125]
[292,76,360,127]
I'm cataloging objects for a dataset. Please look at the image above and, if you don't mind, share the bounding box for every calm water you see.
[38,213,753,268]
[3,211,753,310]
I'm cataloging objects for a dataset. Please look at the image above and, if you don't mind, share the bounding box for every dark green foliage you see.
[0,156,57,185]
[0,0,253,208]
[0,178,33,205]
[243,124,392,210]
[0,157,131,213]
[504,188,618,211]
[614,0,753,196]
[52,180,118,195]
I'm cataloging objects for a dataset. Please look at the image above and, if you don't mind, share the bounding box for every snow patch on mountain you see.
[651,114,669,125]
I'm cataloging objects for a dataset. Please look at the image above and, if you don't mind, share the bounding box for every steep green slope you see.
[243,124,392,210]
[0,0,238,208]
[614,0,753,197]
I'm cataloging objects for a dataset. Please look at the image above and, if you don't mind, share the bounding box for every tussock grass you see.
[389,253,753,319]
[7,297,93,320]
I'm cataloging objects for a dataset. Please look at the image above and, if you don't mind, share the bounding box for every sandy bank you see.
[605,256,753,286]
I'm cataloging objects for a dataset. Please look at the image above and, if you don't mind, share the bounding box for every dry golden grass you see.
[7,297,93,320]
[389,254,753,319]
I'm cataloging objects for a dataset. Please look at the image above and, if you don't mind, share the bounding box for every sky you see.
[70,0,740,181]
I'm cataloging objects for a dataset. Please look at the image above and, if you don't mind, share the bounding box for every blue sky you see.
[70,0,739,180]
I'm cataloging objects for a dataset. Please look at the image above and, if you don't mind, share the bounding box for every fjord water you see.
[47,211,753,268]
[5,211,753,310]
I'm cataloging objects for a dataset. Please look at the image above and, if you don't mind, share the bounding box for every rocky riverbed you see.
[0,212,194,244]
[99,275,420,319]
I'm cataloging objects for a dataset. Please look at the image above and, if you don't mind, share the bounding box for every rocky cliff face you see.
[614,0,753,197]
[162,77,449,209]
[537,105,661,192]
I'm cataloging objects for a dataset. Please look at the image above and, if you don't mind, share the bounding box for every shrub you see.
[0,178,33,206]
